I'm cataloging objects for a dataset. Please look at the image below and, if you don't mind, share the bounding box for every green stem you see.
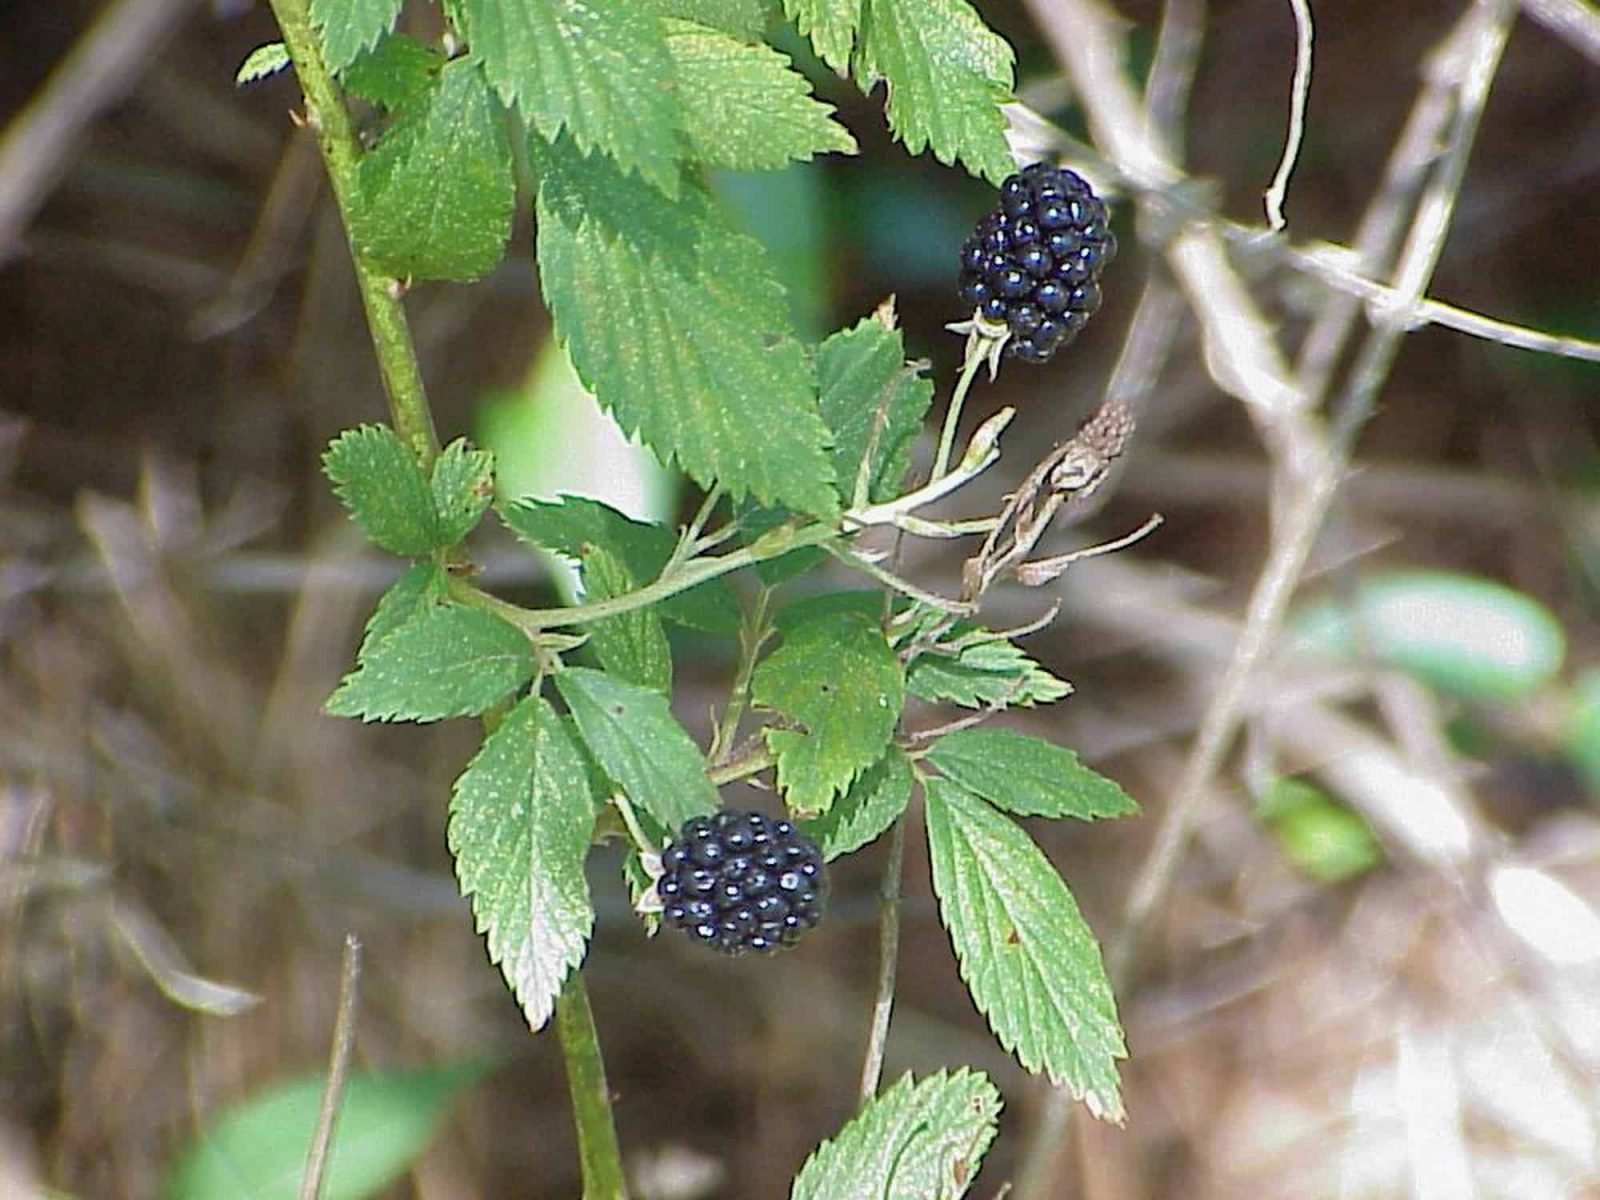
[929,350,987,483]
[710,587,774,764]
[266,0,440,467]
[450,520,841,633]
[857,819,905,1105]
[554,972,629,1200]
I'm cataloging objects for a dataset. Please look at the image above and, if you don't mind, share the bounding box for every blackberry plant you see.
[655,810,827,955]
[957,163,1117,363]
[223,0,1143,1195]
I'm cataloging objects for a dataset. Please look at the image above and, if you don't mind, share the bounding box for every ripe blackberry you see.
[956,163,1116,363]
[656,810,827,956]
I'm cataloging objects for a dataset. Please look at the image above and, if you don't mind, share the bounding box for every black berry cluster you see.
[656,810,826,956]
[957,163,1117,363]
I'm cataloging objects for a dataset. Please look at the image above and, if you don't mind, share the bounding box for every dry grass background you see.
[3,1,1600,1197]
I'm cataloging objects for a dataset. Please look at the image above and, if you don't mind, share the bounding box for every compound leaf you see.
[856,0,1015,182]
[555,667,718,830]
[502,495,740,633]
[799,746,911,860]
[533,137,838,518]
[783,0,861,73]
[430,438,496,545]
[449,694,595,1031]
[357,563,451,658]
[642,0,777,39]
[341,33,444,109]
[817,311,933,504]
[459,0,679,195]
[236,42,290,86]
[580,543,673,693]
[327,605,534,722]
[790,1069,1001,1200]
[311,0,403,72]
[907,629,1071,709]
[753,609,903,816]
[353,58,515,281]
[323,424,439,556]
[926,728,1138,820]
[924,779,1126,1121]
[665,21,857,170]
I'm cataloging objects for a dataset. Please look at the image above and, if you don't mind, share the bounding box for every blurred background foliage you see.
[2,1,1600,1197]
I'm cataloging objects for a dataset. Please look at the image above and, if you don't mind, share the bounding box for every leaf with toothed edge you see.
[449,695,596,1032]
[924,778,1126,1121]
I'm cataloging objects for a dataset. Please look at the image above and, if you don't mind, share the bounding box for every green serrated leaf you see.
[460,0,680,195]
[665,21,856,170]
[817,312,933,504]
[924,778,1125,1121]
[555,667,718,829]
[311,0,404,73]
[800,746,911,860]
[784,0,861,73]
[581,544,673,692]
[359,563,452,658]
[430,438,495,545]
[161,1062,482,1200]
[754,610,903,816]
[236,42,290,86]
[323,425,439,556]
[533,136,839,517]
[327,605,534,721]
[449,695,595,1031]
[353,58,514,281]
[926,728,1137,820]
[790,1068,1001,1200]
[502,495,740,633]
[907,628,1072,709]
[341,33,445,109]
[856,0,1016,182]
[643,0,777,39]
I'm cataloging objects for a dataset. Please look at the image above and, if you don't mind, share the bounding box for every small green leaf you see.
[581,543,673,692]
[643,0,777,38]
[502,495,739,633]
[926,728,1137,820]
[665,21,857,170]
[555,667,718,830]
[353,58,515,281]
[236,42,290,86]
[311,0,404,73]
[754,609,904,816]
[800,746,911,860]
[430,438,495,545]
[358,563,451,657]
[855,0,1016,182]
[1257,778,1383,884]
[924,778,1126,1121]
[1292,570,1567,702]
[907,629,1072,709]
[450,695,596,1030]
[161,1062,482,1200]
[790,1068,1001,1200]
[327,605,534,721]
[533,136,839,517]
[783,0,861,73]
[817,311,933,503]
[460,0,680,195]
[323,425,439,556]
[341,34,444,109]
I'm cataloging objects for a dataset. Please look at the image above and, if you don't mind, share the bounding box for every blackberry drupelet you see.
[956,162,1116,363]
[656,810,827,956]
